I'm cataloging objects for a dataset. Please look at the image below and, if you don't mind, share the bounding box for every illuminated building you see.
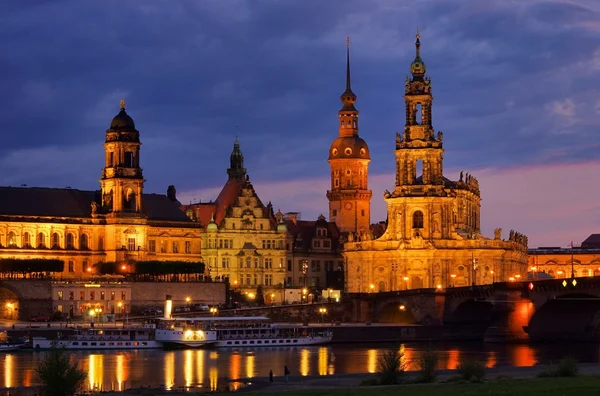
[326,38,372,234]
[343,34,528,292]
[0,102,202,276]
[181,140,286,302]
[528,234,600,278]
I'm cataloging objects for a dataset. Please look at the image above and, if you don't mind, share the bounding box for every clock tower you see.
[326,38,372,234]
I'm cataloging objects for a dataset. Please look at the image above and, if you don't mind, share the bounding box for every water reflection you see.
[3,342,600,391]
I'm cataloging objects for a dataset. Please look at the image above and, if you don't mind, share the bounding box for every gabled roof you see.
[0,187,194,223]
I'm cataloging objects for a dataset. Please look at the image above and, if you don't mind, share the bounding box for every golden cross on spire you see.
[346,36,350,49]
[120,99,125,110]
[416,26,420,39]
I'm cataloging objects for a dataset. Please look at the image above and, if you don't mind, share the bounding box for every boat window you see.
[126,342,131,346]
[91,342,97,346]
[286,340,291,343]
[293,340,298,343]
[72,342,79,346]
[227,342,232,345]
[257,341,262,344]
[279,340,283,343]
[109,342,114,346]
[82,342,88,346]
[250,341,254,344]
[234,341,239,345]
[100,342,105,346]
[142,342,147,346]
[242,341,247,344]
[117,342,122,346]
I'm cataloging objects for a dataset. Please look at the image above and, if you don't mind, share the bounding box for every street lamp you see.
[403,276,409,290]
[490,270,495,283]
[399,304,406,311]
[209,307,218,317]
[270,293,275,305]
[318,307,327,323]
[369,284,374,293]
[302,260,308,291]
[89,309,95,327]
[450,274,456,287]
[302,288,308,303]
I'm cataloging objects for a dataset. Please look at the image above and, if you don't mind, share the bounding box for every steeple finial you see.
[120,99,125,110]
[415,28,421,58]
[346,37,352,92]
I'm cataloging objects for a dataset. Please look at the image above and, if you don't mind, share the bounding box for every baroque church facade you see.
[181,140,288,303]
[342,35,528,292]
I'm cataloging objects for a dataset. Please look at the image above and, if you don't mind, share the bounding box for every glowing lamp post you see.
[318,307,327,323]
[209,307,218,317]
[403,276,409,290]
[450,274,456,288]
[369,284,375,293]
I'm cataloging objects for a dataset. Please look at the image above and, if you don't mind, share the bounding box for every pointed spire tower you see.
[227,137,246,182]
[326,37,372,234]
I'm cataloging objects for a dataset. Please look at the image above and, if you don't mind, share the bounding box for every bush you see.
[456,357,485,382]
[416,349,439,383]
[377,347,406,385]
[557,357,579,377]
[538,357,579,378]
[35,343,87,396]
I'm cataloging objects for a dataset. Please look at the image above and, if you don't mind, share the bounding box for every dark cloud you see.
[0,0,599,199]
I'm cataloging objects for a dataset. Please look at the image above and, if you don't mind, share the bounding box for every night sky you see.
[1,1,599,247]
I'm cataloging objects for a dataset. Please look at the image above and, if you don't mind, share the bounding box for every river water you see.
[3,342,600,392]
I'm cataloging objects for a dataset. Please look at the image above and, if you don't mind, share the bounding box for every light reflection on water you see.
[0,342,599,392]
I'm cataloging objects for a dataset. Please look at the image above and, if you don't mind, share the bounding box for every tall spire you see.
[410,29,426,79]
[338,37,359,137]
[345,37,352,93]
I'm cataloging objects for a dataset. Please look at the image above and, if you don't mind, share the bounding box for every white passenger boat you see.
[155,316,333,348]
[0,342,25,352]
[31,326,161,350]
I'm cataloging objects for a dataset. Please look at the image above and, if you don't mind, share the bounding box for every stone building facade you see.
[0,101,203,279]
[343,35,528,292]
[280,212,344,294]
[528,235,600,278]
[326,40,372,234]
[181,140,287,303]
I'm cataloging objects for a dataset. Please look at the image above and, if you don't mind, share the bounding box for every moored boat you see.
[31,326,161,350]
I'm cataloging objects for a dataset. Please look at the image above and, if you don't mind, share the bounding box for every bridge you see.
[345,276,600,342]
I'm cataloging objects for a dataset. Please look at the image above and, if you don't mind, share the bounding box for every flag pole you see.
[570,241,575,279]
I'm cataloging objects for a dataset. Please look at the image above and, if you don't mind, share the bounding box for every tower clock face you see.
[345,202,352,210]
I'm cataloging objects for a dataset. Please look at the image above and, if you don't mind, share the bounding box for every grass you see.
[243,376,600,396]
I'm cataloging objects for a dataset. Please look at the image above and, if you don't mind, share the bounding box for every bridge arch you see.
[0,283,23,320]
[528,293,600,341]
[377,300,417,324]
[446,299,494,324]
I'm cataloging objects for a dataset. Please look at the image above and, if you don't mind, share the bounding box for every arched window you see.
[124,189,136,212]
[412,211,424,229]
[378,281,386,292]
[23,232,31,248]
[52,233,60,249]
[80,234,88,250]
[37,233,46,248]
[7,232,16,247]
[66,233,74,250]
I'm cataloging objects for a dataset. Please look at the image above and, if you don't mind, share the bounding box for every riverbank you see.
[44,363,600,395]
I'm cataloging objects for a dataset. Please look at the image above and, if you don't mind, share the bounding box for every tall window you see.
[23,232,31,248]
[80,234,88,250]
[68,261,74,272]
[172,241,179,253]
[52,233,60,249]
[98,237,104,251]
[66,233,75,249]
[264,258,273,269]
[37,233,46,248]
[7,232,16,247]
[265,274,273,286]
[221,257,230,268]
[124,151,134,167]
[128,238,136,251]
[185,241,191,254]
[148,240,156,253]
[413,211,424,229]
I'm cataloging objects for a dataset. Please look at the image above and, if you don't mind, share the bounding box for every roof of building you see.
[328,136,370,160]
[285,216,341,251]
[582,234,600,248]
[109,108,136,131]
[0,187,192,223]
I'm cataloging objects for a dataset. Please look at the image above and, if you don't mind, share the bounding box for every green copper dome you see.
[410,34,426,78]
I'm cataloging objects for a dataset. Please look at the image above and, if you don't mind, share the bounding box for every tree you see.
[35,342,87,396]
[255,285,265,306]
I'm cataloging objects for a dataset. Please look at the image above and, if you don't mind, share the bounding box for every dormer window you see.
[316,228,327,237]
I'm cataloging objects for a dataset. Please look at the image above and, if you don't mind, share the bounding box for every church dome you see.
[277,221,287,233]
[110,108,136,131]
[206,222,218,231]
[329,136,370,160]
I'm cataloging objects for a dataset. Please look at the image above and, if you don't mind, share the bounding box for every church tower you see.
[326,38,372,234]
[394,32,444,193]
[227,138,247,182]
[100,100,145,216]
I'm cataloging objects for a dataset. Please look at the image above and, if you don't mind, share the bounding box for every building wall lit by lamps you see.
[342,34,528,293]
[527,237,600,280]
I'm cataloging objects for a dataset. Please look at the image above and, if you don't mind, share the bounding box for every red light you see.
[528,282,534,291]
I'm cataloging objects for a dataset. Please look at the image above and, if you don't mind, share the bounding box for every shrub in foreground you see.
[416,348,439,383]
[35,343,87,396]
[377,347,406,385]
[538,357,579,378]
[456,357,485,382]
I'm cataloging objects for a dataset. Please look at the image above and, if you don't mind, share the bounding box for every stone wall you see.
[130,281,226,310]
